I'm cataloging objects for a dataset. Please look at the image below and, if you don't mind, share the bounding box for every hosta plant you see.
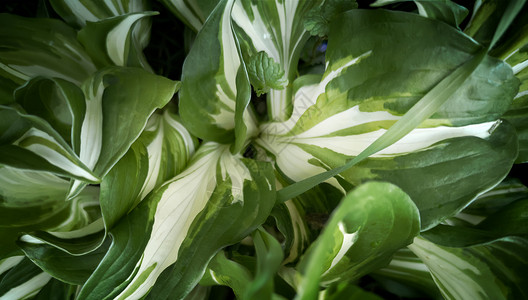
[1,0,528,299]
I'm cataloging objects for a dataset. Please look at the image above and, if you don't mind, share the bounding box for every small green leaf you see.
[201,251,252,299]
[247,52,288,96]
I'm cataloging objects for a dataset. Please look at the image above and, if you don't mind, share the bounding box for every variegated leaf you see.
[232,0,318,121]
[0,14,97,86]
[112,142,275,299]
[258,9,519,229]
[179,0,257,146]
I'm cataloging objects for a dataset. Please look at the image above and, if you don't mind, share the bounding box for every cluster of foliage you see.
[1,0,528,299]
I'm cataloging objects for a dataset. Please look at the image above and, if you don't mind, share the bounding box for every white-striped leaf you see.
[0,14,97,86]
[136,110,197,200]
[49,0,154,71]
[100,109,196,230]
[78,12,157,71]
[258,9,519,229]
[179,0,257,146]
[13,77,86,149]
[232,0,318,121]
[408,236,528,300]
[112,142,275,299]
[16,185,102,254]
[70,66,179,197]
[0,105,98,183]
[0,258,52,300]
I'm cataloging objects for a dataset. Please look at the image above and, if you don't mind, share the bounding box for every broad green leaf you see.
[158,0,219,32]
[76,193,157,300]
[0,105,98,183]
[113,142,275,299]
[70,66,178,196]
[0,258,51,300]
[179,0,257,145]
[246,51,288,96]
[0,14,97,86]
[262,9,518,229]
[244,228,284,300]
[461,178,528,217]
[100,142,149,230]
[232,0,318,121]
[295,182,420,300]
[78,12,157,71]
[200,251,252,299]
[373,248,442,299]
[408,236,528,300]
[371,0,468,28]
[420,178,528,247]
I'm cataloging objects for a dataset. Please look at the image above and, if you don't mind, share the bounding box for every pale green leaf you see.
[295,182,420,300]
[200,251,252,299]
